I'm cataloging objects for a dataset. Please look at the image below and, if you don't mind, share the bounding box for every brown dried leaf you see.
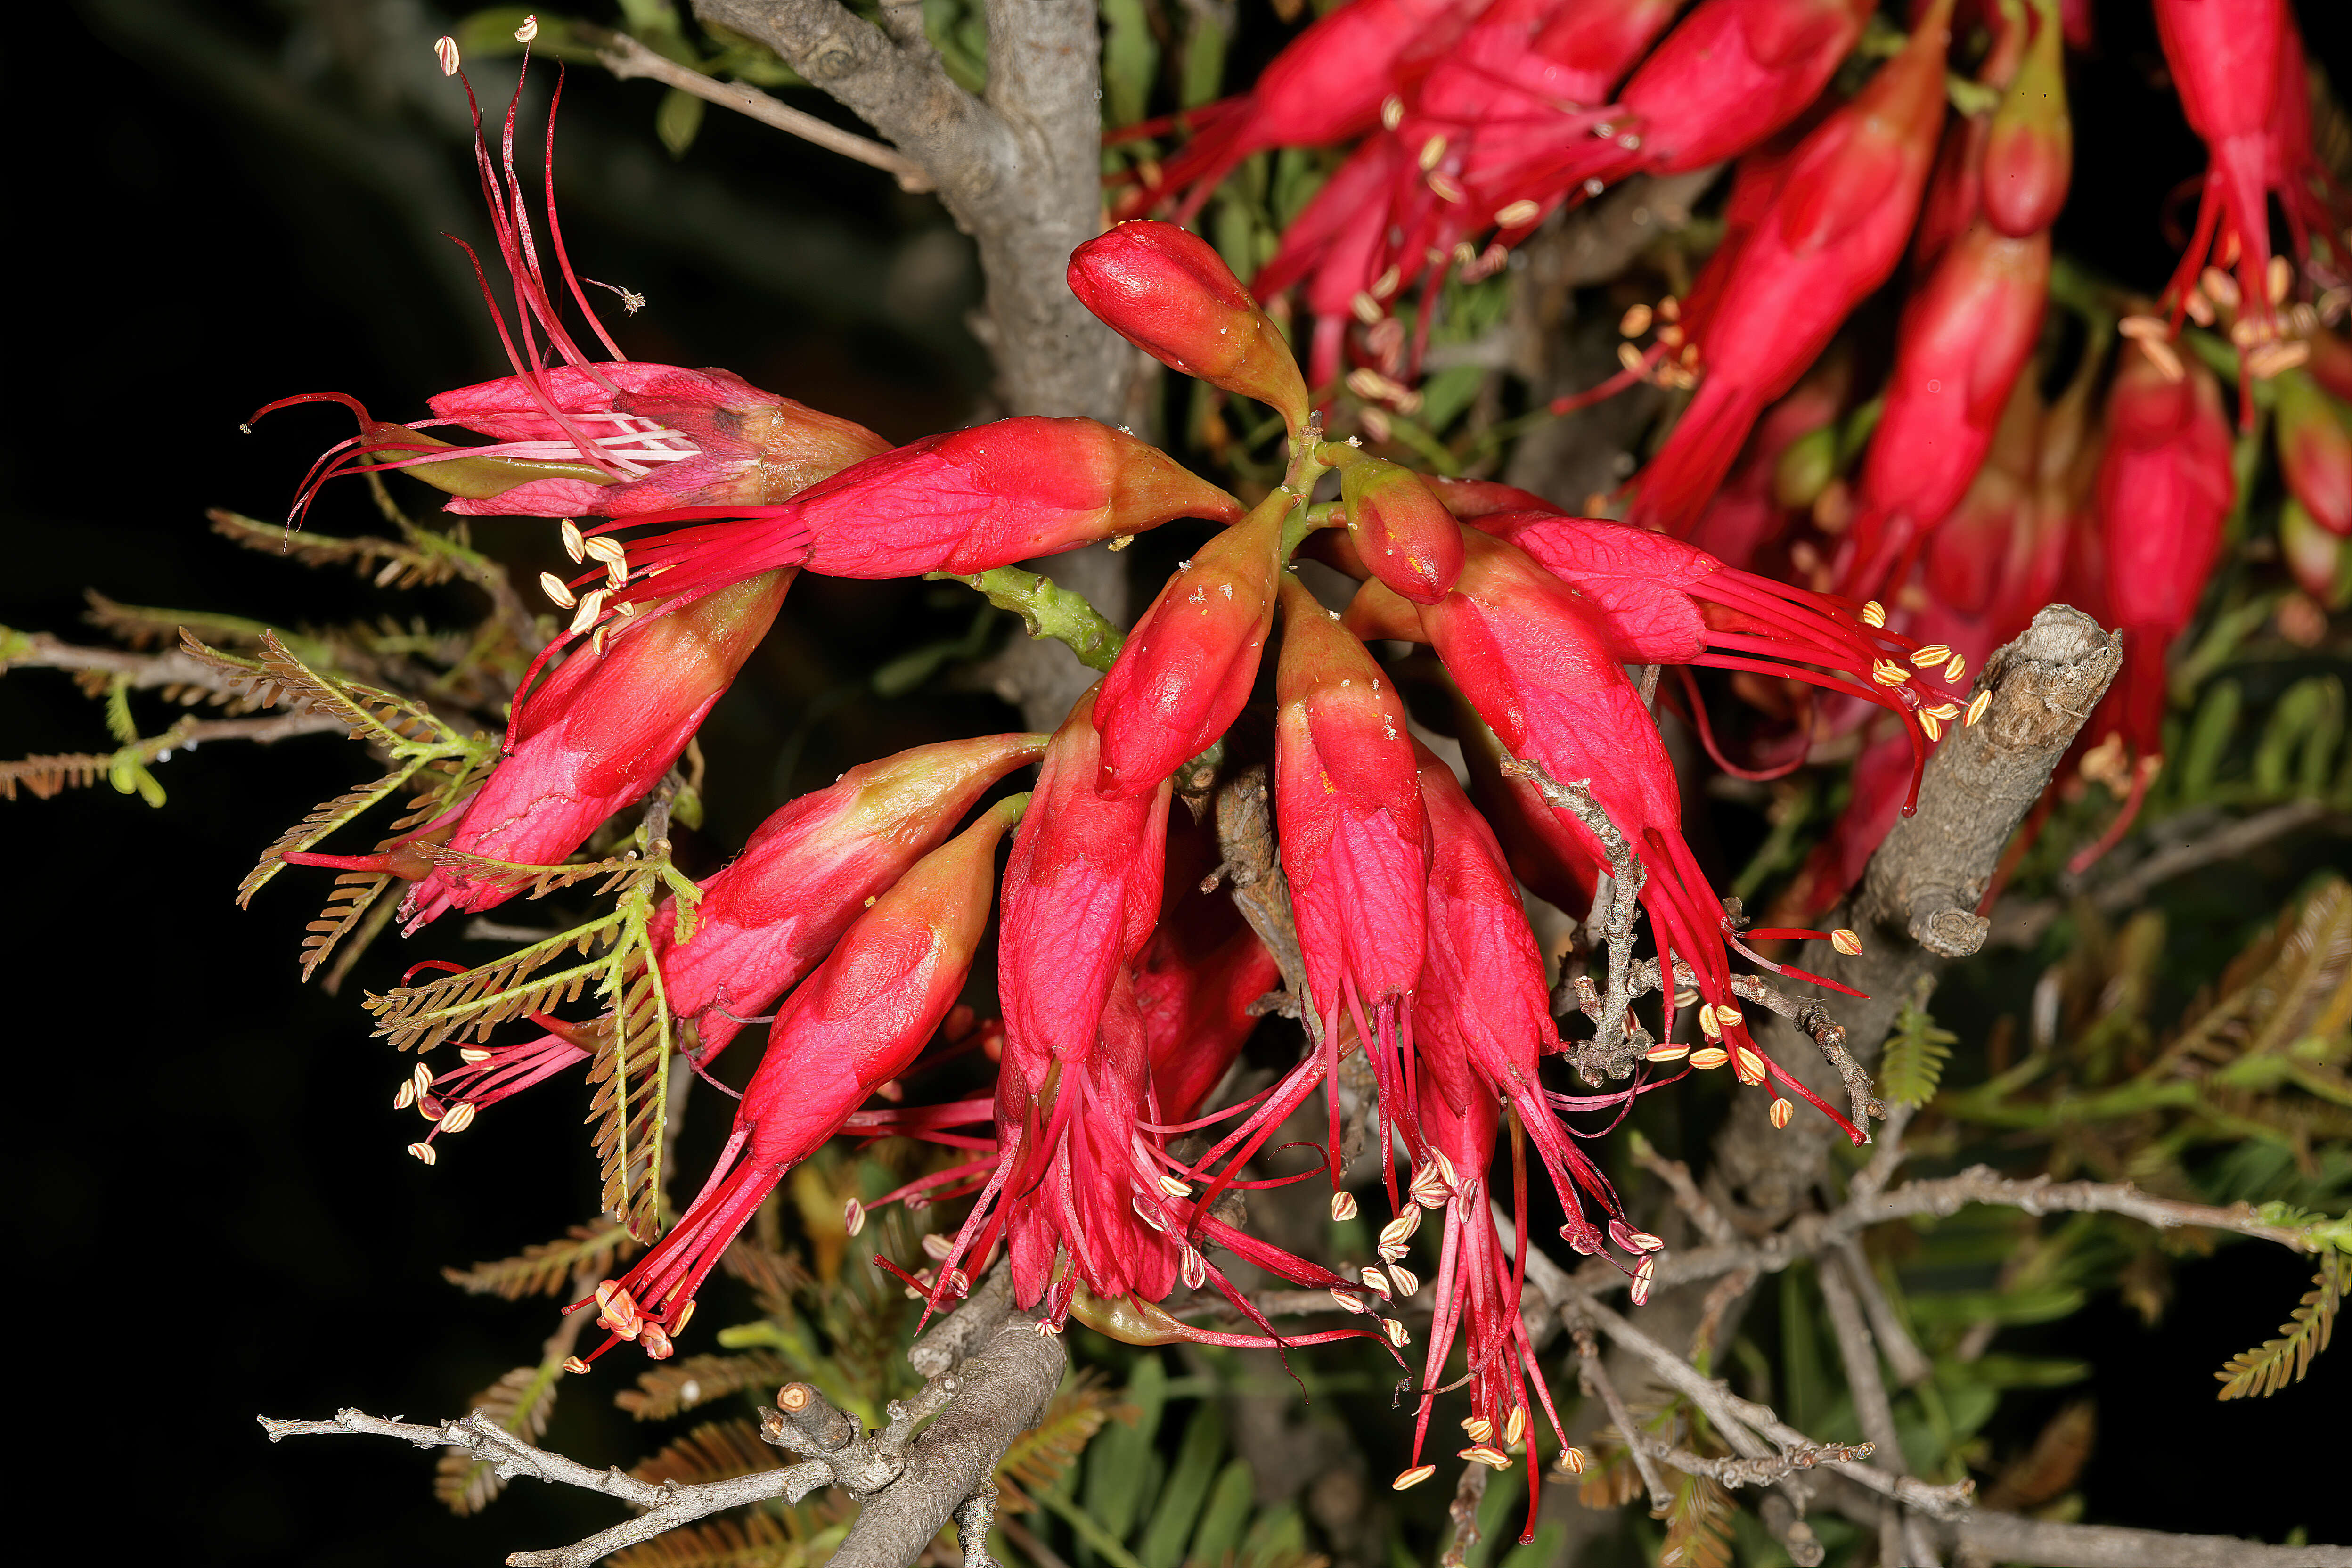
[444,1221,638,1300]
[630,1419,787,1489]
[435,1360,564,1515]
[609,1511,800,1568]
[617,1351,791,1422]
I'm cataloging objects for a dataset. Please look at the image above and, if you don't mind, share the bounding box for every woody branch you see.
[260,1273,1063,1568]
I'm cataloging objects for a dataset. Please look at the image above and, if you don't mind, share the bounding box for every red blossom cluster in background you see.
[247,0,2346,1532]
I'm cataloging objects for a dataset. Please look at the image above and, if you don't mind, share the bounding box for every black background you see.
[8,1,2345,1562]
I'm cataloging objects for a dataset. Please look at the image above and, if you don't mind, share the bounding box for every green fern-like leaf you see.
[181,628,456,753]
[435,1358,566,1514]
[444,1221,638,1299]
[608,1512,800,1568]
[2215,1251,2344,1399]
[1881,996,1957,1108]
[365,920,615,1051]
[617,1351,791,1422]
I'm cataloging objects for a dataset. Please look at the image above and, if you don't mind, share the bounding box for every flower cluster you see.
[254,11,2348,1530]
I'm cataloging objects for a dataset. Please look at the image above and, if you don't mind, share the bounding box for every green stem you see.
[930,566,1126,674]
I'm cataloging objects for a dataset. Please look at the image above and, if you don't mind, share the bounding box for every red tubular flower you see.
[286,571,792,931]
[1135,809,1281,1125]
[257,59,886,528]
[607,418,1243,615]
[1394,1048,1568,1528]
[1836,220,2052,601]
[1115,0,1485,222]
[1324,443,1467,603]
[2153,0,2283,336]
[2266,12,2352,282]
[1069,222,1310,428]
[1415,745,1632,1255]
[418,733,1046,1132]
[1269,576,1432,1194]
[1253,137,1403,390]
[1094,489,1287,797]
[654,733,1048,1063]
[1371,0,1678,299]
[2274,368,2351,539]
[1371,532,1868,1141]
[1626,0,1956,535]
[1688,353,1851,571]
[1980,0,2073,238]
[1000,689,1174,1075]
[581,794,1028,1358]
[2092,342,2236,768]
[1477,0,1874,240]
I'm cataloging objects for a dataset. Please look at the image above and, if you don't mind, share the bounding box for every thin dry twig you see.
[595,30,933,190]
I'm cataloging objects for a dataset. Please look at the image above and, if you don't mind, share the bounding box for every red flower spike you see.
[583,794,1028,1355]
[2153,0,2284,340]
[1070,222,1310,430]
[1414,744,1629,1253]
[2273,368,2351,540]
[1451,692,1600,921]
[1980,0,2073,239]
[612,418,1241,615]
[1689,354,1851,572]
[1094,489,1288,798]
[1273,575,1432,1192]
[1627,0,1957,535]
[1837,220,2052,602]
[390,570,792,931]
[2089,341,2235,771]
[1324,443,1467,604]
[1000,688,1175,1075]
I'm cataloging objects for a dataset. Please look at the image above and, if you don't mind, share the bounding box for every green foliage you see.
[1879,989,1957,1108]
[445,1221,640,1300]
[437,1356,568,1514]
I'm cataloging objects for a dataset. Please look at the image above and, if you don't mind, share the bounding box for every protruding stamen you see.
[1769,1097,1795,1129]
[1360,1266,1393,1299]
[1394,1465,1437,1490]
[1495,199,1540,229]
[439,1101,478,1134]
[1830,928,1863,956]
[1620,303,1653,338]
[844,1198,866,1236]
[1909,644,1952,669]
[1630,1255,1656,1306]
[407,1140,437,1165]
[539,571,578,609]
[1689,1046,1730,1070]
[434,35,460,75]
[1965,690,1993,727]
[1859,600,1886,628]
[1330,1189,1358,1223]
[1554,1447,1589,1475]
[1459,1444,1510,1470]
[1389,1263,1421,1297]
[1383,1317,1410,1347]
[1645,1043,1690,1063]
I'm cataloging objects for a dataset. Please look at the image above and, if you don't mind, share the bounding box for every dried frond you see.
[1982,1402,2096,1512]
[1576,1437,1641,1510]
[992,1372,1126,1513]
[2168,877,2352,1072]
[181,628,454,752]
[366,922,613,1051]
[721,1239,813,1323]
[209,508,465,591]
[0,751,115,801]
[2215,1251,2344,1400]
[590,950,675,1241]
[435,1359,565,1515]
[617,1351,791,1422]
[631,1419,786,1489]
[82,591,285,669]
[237,756,429,907]
[609,1512,800,1568]
[1658,1470,1734,1568]
[1880,997,1957,1108]
[444,1221,639,1300]
[299,872,395,982]
[418,843,651,903]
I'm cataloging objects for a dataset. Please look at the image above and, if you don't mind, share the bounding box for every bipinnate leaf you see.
[1660,1470,1734,1568]
[994,1372,1127,1512]
[1881,995,1957,1108]
[608,1512,800,1568]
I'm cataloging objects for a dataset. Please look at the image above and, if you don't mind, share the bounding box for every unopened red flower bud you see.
[2279,499,2349,608]
[1322,443,1465,604]
[1070,222,1310,431]
[1093,489,1286,797]
[1980,0,2072,238]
